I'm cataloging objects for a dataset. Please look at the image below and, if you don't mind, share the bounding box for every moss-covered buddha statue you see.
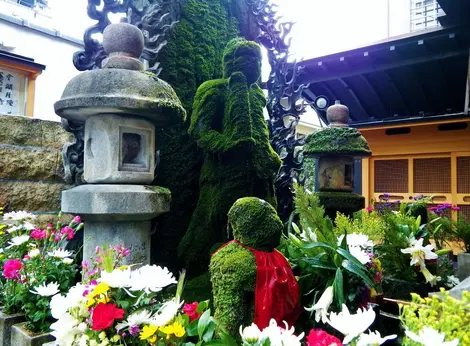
[178,38,281,276]
[210,197,300,339]
[303,101,372,219]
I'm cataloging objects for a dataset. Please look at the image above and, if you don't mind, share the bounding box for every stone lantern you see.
[303,100,371,219]
[54,22,185,265]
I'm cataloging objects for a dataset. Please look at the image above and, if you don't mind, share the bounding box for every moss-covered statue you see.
[178,38,281,276]
[210,198,300,339]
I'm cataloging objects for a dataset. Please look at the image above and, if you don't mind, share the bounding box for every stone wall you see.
[0,114,72,220]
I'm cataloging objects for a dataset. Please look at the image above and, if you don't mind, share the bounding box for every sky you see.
[49,0,410,60]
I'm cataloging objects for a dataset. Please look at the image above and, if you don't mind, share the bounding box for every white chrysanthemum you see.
[150,300,182,327]
[305,286,333,323]
[240,323,262,343]
[405,327,459,346]
[28,248,41,258]
[261,319,304,346]
[338,233,374,249]
[116,309,153,331]
[327,304,376,345]
[7,235,30,248]
[50,294,69,319]
[357,330,397,346]
[129,265,177,293]
[47,249,73,259]
[3,211,36,222]
[50,312,81,346]
[100,268,131,288]
[349,246,371,265]
[30,282,60,297]
[401,238,438,267]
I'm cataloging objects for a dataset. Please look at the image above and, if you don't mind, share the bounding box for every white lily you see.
[421,265,441,287]
[30,282,60,297]
[357,330,397,346]
[240,323,262,343]
[327,304,376,345]
[400,238,437,267]
[405,327,459,346]
[305,286,334,323]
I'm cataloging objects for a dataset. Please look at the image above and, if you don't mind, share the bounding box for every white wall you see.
[0,20,83,121]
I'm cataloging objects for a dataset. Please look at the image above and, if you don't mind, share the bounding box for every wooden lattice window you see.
[457,157,470,194]
[458,205,470,219]
[413,158,451,193]
[374,159,408,193]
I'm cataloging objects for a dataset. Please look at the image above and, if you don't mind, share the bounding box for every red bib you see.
[213,240,300,329]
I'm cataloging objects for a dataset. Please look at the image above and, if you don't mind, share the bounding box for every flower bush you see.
[50,245,227,346]
[0,211,83,333]
[400,289,470,345]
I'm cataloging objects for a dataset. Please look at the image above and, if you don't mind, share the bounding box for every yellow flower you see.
[140,325,158,340]
[86,298,96,308]
[111,335,120,342]
[160,321,185,339]
[88,282,110,299]
[149,335,157,344]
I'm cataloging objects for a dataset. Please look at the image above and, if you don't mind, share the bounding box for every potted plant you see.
[0,211,83,346]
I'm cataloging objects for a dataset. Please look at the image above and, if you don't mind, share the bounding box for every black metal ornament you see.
[246,0,310,221]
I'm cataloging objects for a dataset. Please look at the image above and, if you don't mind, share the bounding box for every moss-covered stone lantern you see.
[303,100,371,219]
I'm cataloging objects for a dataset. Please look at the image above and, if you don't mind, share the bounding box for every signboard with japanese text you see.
[0,69,23,115]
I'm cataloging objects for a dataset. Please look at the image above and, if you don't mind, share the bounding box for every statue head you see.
[228,197,283,251]
[223,38,262,84]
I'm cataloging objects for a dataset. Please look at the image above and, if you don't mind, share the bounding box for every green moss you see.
[316,191,365,219]
[151,0,240,270]
[182,272,213,303]
[177,39,281,277]
[304,127,371,158]
[228,197,283,251]
[209,242,257,340]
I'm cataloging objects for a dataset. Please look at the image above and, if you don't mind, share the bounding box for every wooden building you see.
[298,0,470,217]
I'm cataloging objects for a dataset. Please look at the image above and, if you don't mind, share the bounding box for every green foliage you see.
[152,0,240,269]
[304,127,371,157]
[455,214,470,253]
[178,38,281,276]
[316,191,365,219]
[400,290,470,345]
[279,185,377,327]
[209,242,257,340]
[300,157,316,191]
[334,211,387,243]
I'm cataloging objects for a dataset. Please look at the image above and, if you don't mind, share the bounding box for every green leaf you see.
[300,257,337,271]
[218,331,238,346]
[303,242,336,251]
[341,260,374,287]
[203,321,216,342]
[196,300,209,314]
[203,341,228,346]
[336,247,367,270]
[334,268,344,306]
[186,318,199,337]
[197,309,211,339]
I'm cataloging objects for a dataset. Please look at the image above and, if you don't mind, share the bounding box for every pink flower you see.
[23,255,30,260]
[365,206,373,213]
[183,302,200,321]
[3,259,23,280]
[60,226,75,240]
[306,329,343,346]
[30,229,46,239]
[73,216,81,224]
[452,206,460,211]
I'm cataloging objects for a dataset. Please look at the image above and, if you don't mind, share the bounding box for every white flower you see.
[28,248,41,258]
[50,312,81,346]
[7,225,23,233]
[357,330,397,346]
[30,282,60,297]
[261,319,304,346]
[327,304,376,345]
[100,268,131,288]
[129,265,177,293]
[150,300,182,327]
[240,323,262,343]
[47,249,73,259]
[421,265,441,287]
[6,235,30,248]
[300,227,317,243]
[50,294,69,319]
[349,246,371,265]
[116,309,153,331]
[305,286,333,323]
[401,238,438,267]
[3,211,36,222]
[338,233,374,249]
[405,327,459,346]
[446,275,460,288]
[23,221,36,230]
[63,258,73,265]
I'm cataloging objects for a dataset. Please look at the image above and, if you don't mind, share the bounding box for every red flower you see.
[3,259,23,280]
[306,329,343,346]
[183,302,200,321]
[91,303,125,331]
[365,206,373,213]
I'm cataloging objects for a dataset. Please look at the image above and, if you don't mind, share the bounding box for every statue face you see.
[223,39,262,84]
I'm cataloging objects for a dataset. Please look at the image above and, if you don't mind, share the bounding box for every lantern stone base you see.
[10,323,53,346]
[0,311,25,346]
[61,184,171,265]
[315,191,365,220]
